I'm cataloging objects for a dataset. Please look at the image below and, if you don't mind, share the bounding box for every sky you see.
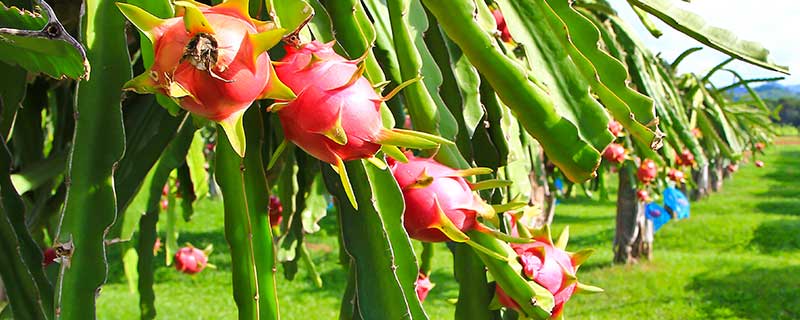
[607,0,800,87]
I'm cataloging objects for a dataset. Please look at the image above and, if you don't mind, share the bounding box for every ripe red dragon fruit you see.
[268,195,283,227]
[637,159,657,184]
[388,154,494,242]
[492,9,513,43]
[667,168,685,183]
[272,40,450,209]
[727,163,738,173]
[42,247,57,267]
[675,149,695,167]
[117,0,294,156]
[174,246,209,275]
[755,160,764,168]
[607,120,623,137]
[602,143,626,164]
[755,142,765,151]
[415,272,434,302]
[636,189,651,202]
[495,227,600,318]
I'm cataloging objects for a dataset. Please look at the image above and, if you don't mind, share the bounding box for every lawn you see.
[96,141,800,319]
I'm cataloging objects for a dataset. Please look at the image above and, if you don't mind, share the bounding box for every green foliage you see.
[0,1,88,79]
[53,0,129,318]
[0,0,787,319]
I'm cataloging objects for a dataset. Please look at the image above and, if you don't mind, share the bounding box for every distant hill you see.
[729,82,800,100]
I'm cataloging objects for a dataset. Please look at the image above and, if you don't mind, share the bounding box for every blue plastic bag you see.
[645,202,670,232]
[663,186,690,219]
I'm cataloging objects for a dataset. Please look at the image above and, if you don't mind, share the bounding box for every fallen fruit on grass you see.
[174,245,210,275]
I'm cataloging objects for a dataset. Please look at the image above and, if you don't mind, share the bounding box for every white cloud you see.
[607,0,799,85]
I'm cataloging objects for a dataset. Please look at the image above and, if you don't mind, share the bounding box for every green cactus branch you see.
[52,0,129,318]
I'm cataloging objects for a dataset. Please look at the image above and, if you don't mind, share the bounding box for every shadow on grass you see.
[749,219,800,253]
[688,266,800,319]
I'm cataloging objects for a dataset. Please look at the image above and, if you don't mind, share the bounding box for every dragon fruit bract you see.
[495,227,599,319]
[388,154,492,242]
[117,0,293,156]
[174,246,209,275]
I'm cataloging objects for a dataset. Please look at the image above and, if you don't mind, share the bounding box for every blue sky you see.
[608,0,799,86]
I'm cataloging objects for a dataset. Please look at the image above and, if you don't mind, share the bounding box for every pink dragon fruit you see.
[388,154,494,242]
[492,9,513,43]
[675,149,695,167]
[174,246,209,275]
[755,142,765,151]
[272,40,450,209]
[755,160,764,168]
[607,120,623,137]
[636,189,651,202]
[667,168,685,183]
[415,272,434,302]
[268,195,283,227]
[496,227,600,319]
[117,0,294,156]
[727,163,738,173]
[602,143,626,164]
[637,159,657,184]
[42,248,57,267]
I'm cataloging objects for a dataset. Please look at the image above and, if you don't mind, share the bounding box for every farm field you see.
[96,141,800,319]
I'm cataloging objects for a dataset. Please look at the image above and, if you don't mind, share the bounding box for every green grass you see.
[96,143,800,319]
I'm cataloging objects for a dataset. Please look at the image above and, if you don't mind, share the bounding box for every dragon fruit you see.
[727,163,738,173]
[174,245,210,275]
[272,40,450,209]
[492,9,512,43]
[755,160,764,168]
[388,154,494,242]
[667,168,685,183]
[636,189,651,202]
[42,248,57,267]
[637,159,657,184]
[268,195,283,227]
[117,0,294,156]
[607,120,623,137]
[415,272,434,302]
[755,142,765,151]
[602,143,626,164]
[675,149,695,167]
[495,226,600,319]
